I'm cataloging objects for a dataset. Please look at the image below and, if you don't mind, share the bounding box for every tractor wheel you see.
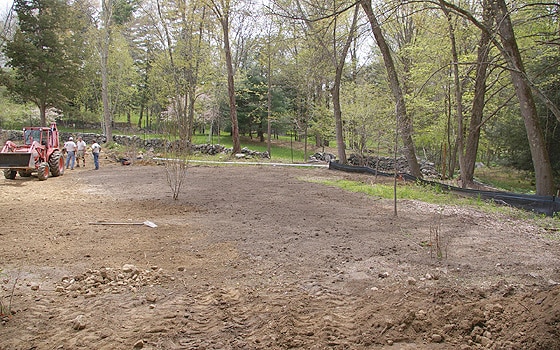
[3,169,17,180]
[49,150,64,177]
[37,162,49,181]
[19,170,33,177]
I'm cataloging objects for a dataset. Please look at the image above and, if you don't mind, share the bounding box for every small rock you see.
[471,326,484,336]
[30,283,40,291]
[72,315,86,330]
[486,303,504,313]
[122,264,137,273]
[133,340,144,349]
[477,335,492,347]
[431,334,443,343]
[415,309,427,320]
[407,277,417,285]
[442,323,455,333]
[378,272,389,279]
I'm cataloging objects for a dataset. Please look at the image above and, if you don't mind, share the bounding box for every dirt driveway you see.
[1,161,559,350]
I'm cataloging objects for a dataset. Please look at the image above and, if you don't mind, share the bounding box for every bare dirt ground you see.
[1,158,560,350]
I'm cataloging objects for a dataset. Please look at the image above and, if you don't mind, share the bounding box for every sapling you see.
[0,270,18,320]
[429,207,447,260]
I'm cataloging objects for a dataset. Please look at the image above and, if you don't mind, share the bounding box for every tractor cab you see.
[24,128,49,146]
[24,129,42,145]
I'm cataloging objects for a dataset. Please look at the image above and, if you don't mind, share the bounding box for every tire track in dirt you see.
[135,280,375,349]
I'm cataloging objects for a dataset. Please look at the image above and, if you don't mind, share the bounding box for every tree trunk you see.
[185,7,206,144]
[267,38,272,157]
[178,93,188,149]
[187,89,196,144]
[492,0,555,195]
[138,105,144,129]
[100,0,113,143]
[39,103,46,126]
[360,0,422,178]
[463,1,492,186]
[221,16,241,154]
[440,2,466,186]
[332,76,347,163]
[331,7,358,165]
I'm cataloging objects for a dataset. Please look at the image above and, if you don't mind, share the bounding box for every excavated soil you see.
[1,159,560,350]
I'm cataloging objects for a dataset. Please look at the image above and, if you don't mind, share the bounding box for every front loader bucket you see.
[0,152,34,169]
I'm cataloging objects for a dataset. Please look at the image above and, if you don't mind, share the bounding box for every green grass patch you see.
[312,178,534,214]
[313,179,479,205]
[474,166,535,194]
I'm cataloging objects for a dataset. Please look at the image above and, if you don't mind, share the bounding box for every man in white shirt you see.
[64,137,77,170]
[76,136,87,168]
[91,140,101,170]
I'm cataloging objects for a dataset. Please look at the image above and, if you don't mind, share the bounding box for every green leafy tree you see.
[360,0,422,178]
[1,0,90,125]
[236,70,267,138]
[107,32,140,121]
[235,59,290,143]
[99,0,136,141]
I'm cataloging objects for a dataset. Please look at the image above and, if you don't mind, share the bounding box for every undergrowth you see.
[0,269,17,320]
[474,166,535,194]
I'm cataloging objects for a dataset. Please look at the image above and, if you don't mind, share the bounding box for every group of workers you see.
[63,136,101,170]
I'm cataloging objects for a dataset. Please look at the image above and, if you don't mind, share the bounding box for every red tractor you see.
[0,122,65,180]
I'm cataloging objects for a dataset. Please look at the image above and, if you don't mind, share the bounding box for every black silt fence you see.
[328,161,560,217]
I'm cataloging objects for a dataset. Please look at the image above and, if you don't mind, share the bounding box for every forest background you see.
[0,0,559,194]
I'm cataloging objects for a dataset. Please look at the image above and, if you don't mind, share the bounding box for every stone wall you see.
[348,154,440,178]
[1,130,438,171]
[0,130,271,159]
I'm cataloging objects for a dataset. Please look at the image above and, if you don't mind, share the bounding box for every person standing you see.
[64,137,77,170]
[91,140,101,170]
[76,136,87,168]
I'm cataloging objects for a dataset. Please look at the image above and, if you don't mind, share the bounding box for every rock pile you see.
[309,152,336,162]
[55,264,173,298]
[348,154,440,178]
[192,143,227,155]
[236,147,270,159]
